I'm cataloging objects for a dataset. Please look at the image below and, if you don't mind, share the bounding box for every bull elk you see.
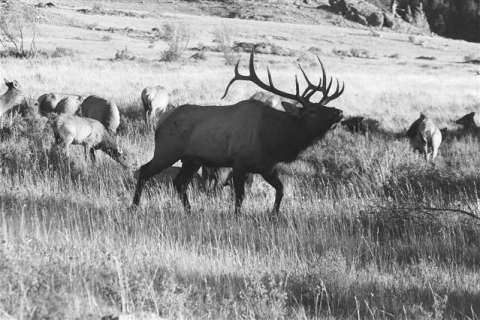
[132,49,344,215]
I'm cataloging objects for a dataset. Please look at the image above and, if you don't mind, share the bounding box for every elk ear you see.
[281,101,301,117]
[12,80,19,89]
[468,112,475,118]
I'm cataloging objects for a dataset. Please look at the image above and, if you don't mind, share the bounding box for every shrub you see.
[114,47,136,61]
[213,25,239,65]
[333,48,375,59]
[464,54,480,64]
[0,1,39,58]
[160,24,191,62]
[50,47,75,58]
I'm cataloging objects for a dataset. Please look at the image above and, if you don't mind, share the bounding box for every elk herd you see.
[0,49,477,215]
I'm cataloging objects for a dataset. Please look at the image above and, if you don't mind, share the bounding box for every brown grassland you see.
[1,0,480,319]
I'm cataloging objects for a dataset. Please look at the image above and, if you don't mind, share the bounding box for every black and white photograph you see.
[0,0,479,319]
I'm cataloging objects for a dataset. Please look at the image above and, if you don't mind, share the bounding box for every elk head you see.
[455,112,476,130]
[4,79,20,90]
[222,49,344,137]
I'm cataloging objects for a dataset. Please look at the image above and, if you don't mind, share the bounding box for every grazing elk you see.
[455,112,478,134]
[79,95,120,133]
[0,79,27,117]
[341,116,381,135]
[133,49,344,215]
[141,86,171,127]
[56,95,84,115]
[406,113,442,161]
[53,114,130,167]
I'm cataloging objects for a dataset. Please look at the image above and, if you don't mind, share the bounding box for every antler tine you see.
[221,60,242,99]
[312,56,345,105]
[298,64,317,98]
[320,79,345,105]
[267,67,274,87]
[222,48,304,103]
[295,75,299,98]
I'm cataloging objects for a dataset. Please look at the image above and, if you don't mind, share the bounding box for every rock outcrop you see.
[394,0,480,42]
[329,0,387,27]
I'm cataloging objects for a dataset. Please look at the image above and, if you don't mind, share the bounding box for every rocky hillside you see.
[199,0,479,42]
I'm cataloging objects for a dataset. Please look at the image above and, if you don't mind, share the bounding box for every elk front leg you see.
[261,169,284,215]
[232,168,247,215]
[133,158,175,206]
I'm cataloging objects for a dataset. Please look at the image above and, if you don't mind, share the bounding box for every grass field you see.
[1,1,480,319]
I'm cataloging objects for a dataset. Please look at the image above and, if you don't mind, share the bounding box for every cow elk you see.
[132,49,344,215]
[406,113,442,161]
[141,86,171,128]
[79,95,120,134]
[341,116,381,135]
[56,95,84,115]
[455,112,478,134]
[249,91,284,111]
[53,114,130,167]
[0,79,27,117]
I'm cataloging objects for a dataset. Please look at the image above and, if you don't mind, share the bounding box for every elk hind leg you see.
[173,159,201,214]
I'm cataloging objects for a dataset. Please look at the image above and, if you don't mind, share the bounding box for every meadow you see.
[1,1,480,319]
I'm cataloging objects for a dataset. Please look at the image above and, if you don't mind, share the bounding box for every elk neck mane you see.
[257,105,318,163]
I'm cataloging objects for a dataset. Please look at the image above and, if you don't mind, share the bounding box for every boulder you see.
[329,0,386,27]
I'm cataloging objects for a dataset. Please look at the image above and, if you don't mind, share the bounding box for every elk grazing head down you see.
[132,49,345,215]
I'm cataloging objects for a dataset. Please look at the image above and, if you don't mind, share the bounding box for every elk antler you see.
[297,57,345,105]
[221,49,345,106]
[221,49,300,102]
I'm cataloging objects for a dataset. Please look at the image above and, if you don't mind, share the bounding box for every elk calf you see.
[406,113,442,161]
[53,114,130,167]
[141,86,171,127]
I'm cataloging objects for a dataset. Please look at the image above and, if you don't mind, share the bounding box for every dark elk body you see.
[133,49,344,214]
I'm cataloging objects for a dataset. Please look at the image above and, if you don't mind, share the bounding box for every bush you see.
[160,23,190,62]
[50,47,75,58]
[114,47,136,61]
[213,25,238,66]
[333,48,375,59]
[0,1,39,58]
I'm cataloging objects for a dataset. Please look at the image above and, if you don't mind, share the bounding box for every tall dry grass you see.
[1,55,480,319]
